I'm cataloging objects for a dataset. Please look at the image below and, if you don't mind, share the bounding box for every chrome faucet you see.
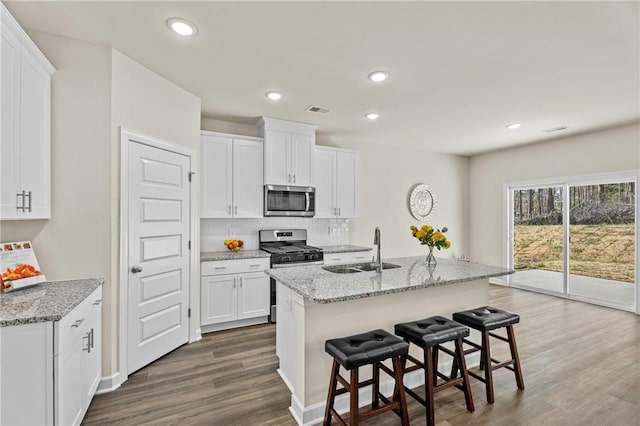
[373,227,383,272]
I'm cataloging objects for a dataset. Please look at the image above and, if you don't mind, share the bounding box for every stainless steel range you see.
[259,229,323,322]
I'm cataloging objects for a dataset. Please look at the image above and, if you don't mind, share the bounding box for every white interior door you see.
[127,140,190,374]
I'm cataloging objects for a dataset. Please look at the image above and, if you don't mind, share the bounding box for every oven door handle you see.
[271,260,324,269]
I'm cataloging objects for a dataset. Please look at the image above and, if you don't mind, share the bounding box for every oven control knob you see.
[282,256,291,262]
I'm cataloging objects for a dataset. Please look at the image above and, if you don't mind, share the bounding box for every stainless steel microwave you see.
[264,185,315,217]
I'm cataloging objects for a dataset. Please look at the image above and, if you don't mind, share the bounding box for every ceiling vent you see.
[542,126,569,133]
[305,105,331,114]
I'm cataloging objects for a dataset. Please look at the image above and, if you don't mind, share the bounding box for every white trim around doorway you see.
[115,127,200,390]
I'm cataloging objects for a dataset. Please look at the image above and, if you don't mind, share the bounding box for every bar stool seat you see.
[452,306,525,404]
[324,329,410,425]
[395,316,474,426]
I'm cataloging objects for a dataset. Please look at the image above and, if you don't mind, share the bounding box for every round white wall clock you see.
[409,184,437,221]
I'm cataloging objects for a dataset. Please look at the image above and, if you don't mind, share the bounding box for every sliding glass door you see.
[507,174,638,312]
[568,182,635,309]
[511,186,565,295]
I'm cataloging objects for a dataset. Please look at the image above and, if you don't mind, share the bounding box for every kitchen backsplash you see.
[201,218,351,251]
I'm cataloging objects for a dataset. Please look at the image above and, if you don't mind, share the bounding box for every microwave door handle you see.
[305,192,310,212]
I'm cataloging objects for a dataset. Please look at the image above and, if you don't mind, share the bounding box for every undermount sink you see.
[322,262,401,274]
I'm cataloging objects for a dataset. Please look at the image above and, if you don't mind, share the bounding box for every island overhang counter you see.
[266,256,513,425]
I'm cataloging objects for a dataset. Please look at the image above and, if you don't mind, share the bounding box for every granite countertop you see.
[321,245,372,254]
[201,249,271,262]
[0,278,104,327]
[266,257,513,304]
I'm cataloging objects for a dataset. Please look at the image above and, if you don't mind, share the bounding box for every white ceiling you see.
[5,1,639,155]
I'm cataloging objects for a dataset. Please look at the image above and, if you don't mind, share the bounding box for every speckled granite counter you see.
[0,278,104,327]
[201,249,271,262]
[266,257,512,304]
[321,245,371,254]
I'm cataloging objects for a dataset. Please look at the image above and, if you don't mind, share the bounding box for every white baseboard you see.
[290,354,480,426]
[190,327,202,343]
[200,316,268,334]
[96,372,126,394]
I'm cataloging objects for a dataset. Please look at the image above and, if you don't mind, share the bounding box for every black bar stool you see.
[323,329,410,426]
[451,306,525,403]
[394,316,474,426]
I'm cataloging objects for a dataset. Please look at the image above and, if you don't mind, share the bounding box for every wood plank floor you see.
[83,286,640,425]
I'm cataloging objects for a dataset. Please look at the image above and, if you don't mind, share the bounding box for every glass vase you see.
[425,245,437,267]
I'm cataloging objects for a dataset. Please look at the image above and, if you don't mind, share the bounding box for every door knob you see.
[131,265,143,273]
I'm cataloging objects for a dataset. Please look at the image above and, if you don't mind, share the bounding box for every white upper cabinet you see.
[201,132,263,218]
[314,146,359,218]
[257,117,317,187]
[0,4,55,220]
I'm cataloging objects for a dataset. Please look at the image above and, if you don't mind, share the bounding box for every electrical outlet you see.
[228,228,236,237]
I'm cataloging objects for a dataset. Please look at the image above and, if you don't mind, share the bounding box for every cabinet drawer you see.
[55,287,101,355]
[323,251,372,265]
[202,257,270,276]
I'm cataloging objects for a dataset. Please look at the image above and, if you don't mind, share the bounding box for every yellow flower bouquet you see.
[410,225,451,266]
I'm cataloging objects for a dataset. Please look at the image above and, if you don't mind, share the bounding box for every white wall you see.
[469,123,640,267]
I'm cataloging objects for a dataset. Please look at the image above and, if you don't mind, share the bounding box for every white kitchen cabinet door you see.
[335,151,358,218]
[201,275,238,325]
[201,135,233,218]
[82,289,103,406]
[313,147,359,218]
[56,327,84,426]
[0,26,21,219]
[233,138,263,218]
[314,148,336,218]
[0,322,54,426]
[237,271,270,320]
[0,4,54,220]
[19,48,51,219]
[263,130,291,185]
[291,133,314,186]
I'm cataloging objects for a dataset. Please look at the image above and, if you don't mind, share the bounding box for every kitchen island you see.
[266,257,513,425]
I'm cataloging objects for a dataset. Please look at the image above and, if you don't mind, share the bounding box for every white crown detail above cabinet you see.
[1,4,55,220]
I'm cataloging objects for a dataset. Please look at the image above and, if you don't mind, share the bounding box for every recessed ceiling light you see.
[368,71,389,82]
[265,92,283,101]
[167,18,198,36]
[365,113,380,120]
[506,123,521,130]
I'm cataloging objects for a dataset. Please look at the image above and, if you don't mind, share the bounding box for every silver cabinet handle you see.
[72,318,85,328]
[93,299,102,306]
[228,205,232,215]
[287,174,291,183]
[214,266,227,270]
[234,205,238,215]
[90,328,94,348]
[338,207,341,216]
[83,331,91,352]
[233,277,237,288]
[239,277,243,288]
[293,174,296,183]
[26,191,32,212]
[16,192,23,211]
[131,265,143,273]
[249,264,261,267]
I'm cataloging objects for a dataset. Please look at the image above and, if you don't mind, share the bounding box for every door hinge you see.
[188,171,195,182]
[188,308,191,318]
[188,240,191,250]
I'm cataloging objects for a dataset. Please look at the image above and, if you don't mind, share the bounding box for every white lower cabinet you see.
[55,286,102,426]
[201,258,270,331]
[323,250,372,266]
[0,286,102,426]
